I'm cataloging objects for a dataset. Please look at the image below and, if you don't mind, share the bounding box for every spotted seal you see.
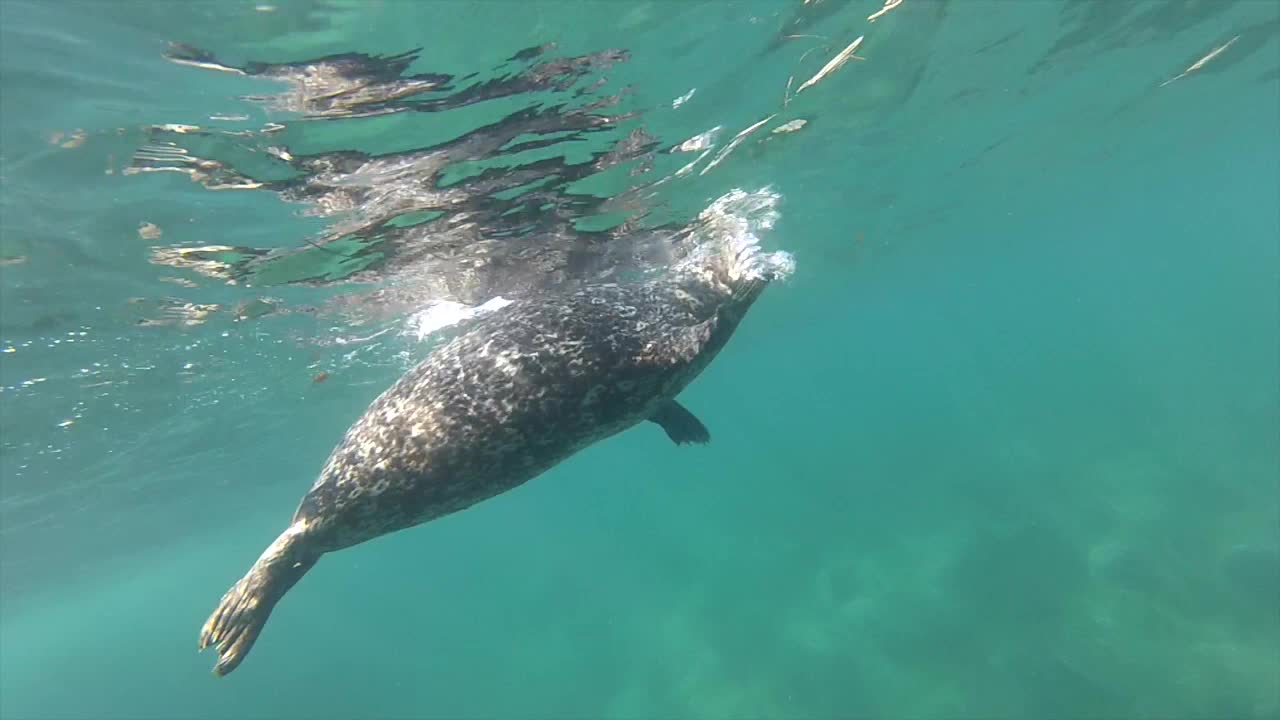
[198,190,795,676]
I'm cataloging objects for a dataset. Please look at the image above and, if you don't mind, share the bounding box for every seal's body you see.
[199,193,794,675]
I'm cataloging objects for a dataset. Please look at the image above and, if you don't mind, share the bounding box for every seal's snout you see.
[728,232,795,284]
[680,188,794,300]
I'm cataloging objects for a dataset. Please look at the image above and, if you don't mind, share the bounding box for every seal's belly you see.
[298,391,653,550]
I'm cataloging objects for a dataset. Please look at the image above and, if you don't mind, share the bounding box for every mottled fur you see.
[199,215,792,676]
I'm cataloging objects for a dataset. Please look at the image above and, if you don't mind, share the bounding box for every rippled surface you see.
[2,1,1278,718]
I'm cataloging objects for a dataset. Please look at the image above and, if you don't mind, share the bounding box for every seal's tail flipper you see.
[199,523,317,676]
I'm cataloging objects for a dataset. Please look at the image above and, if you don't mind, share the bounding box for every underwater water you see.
[1,0,1278,718]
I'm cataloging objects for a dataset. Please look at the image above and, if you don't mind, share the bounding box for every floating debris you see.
[772,119,808,134]
[124,144,266,190]
[48,129,86,148]
[672,127,721,153]
[867,0,904,23]
[180,302,220,326]
[150,245,242,280]
[795,36,865,96]
[673,148,715,178]
[137,222,163,240]
[1160,35,1240,87]
[154,123,201,134]
[700,114,776,175]
[233,298,279,322]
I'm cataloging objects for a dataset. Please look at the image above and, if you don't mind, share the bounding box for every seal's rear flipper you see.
[650,400,710,445]
[199,523,317,676]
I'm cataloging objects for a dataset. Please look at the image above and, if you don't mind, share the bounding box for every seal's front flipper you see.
[649,400,710,445]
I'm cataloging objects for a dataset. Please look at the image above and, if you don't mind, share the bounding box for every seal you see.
[197,189,795,676]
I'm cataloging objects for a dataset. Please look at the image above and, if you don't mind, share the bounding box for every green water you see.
[1,1,1278,718]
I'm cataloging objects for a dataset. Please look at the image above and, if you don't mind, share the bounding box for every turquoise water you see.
[2,0,1278,717]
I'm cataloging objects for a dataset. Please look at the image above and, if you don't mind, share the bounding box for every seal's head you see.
[674,187,796,305]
